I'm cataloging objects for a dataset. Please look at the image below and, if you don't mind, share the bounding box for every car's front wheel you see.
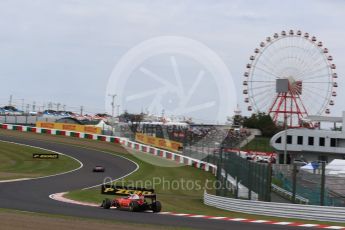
[102,198,111,209]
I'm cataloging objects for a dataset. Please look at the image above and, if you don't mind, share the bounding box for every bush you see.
[243,113,282,137]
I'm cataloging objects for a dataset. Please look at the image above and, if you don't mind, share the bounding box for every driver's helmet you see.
[128,191,134,198]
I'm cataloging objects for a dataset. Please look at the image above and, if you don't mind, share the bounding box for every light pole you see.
[9,95,13,106]
[116,104,120,117]
[108,94,117,119]
[108,94,117,135]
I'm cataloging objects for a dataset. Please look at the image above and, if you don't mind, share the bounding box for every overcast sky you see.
[0,0,344,123]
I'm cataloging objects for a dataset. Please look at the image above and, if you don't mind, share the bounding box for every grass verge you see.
[242,136,274,152]
[66,148,220,214]
[0,208,191,230]
[0,140,80,180]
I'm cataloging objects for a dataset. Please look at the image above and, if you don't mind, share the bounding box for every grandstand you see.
[136,122,251,149]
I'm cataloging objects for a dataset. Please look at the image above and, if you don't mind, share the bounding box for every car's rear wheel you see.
[102,198,111,209]
[129,201,139,212]
[152,201,162,212]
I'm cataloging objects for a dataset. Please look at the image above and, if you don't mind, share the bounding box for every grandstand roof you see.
[302,115,342,123]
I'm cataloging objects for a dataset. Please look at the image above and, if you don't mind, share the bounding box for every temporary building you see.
[326,159,345,176]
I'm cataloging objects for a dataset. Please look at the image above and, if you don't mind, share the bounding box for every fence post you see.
[224,172,228,197]
[248,162,252,200]
[320,161,326,206]
[216,159,222,196]
[292,163,297,203]
[235,177,239,199]
[265,163,272,202]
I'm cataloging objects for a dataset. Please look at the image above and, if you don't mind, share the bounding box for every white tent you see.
[326,159,345,171]
[326,159,345,176]
[301,163,314,171]
[93,120,114,132]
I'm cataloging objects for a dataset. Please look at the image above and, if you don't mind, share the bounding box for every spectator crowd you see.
[135,123,251,149]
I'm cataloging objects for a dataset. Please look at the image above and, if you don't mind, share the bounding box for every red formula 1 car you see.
[101,193,162,212]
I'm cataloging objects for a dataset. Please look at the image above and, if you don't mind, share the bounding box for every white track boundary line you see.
[81,153,139,190]
[49,192,99,207]
[157,212,345,229]
[0,139,139,206]
[0,139,139,211]
[0,140,83,183]
[49,149,139,203]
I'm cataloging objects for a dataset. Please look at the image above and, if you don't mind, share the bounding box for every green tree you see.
[232,114,244,126]
[243,112,282,137]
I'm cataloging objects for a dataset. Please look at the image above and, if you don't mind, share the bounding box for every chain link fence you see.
[272,163,345,207]
[0,115,41,125]
[181,145,272,201]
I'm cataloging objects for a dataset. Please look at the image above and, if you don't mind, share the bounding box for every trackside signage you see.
[135,133,183,152]
[36,121,101,134]
[33,153,59,159]
[101,185,154,196]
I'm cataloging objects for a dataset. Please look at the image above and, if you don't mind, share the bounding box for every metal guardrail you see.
[204,191,345,223]
[271,184,309,204]
[0,115,58,125]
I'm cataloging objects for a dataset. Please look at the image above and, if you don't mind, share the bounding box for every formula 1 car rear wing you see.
[101,184,155,196]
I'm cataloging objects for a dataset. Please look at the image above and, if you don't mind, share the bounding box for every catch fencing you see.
[183,146,272,201]
[272,163,345,206]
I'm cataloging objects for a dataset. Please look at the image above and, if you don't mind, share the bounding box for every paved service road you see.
[0,134,299,230]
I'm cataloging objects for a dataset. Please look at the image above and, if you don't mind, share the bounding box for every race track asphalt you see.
[0,134,300,230]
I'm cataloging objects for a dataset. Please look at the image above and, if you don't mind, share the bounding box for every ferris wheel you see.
[243,30,338,127]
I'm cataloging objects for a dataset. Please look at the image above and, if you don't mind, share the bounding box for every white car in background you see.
[293,159,308,166]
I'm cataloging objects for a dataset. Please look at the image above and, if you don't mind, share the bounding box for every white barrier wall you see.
[204,191,345,223]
